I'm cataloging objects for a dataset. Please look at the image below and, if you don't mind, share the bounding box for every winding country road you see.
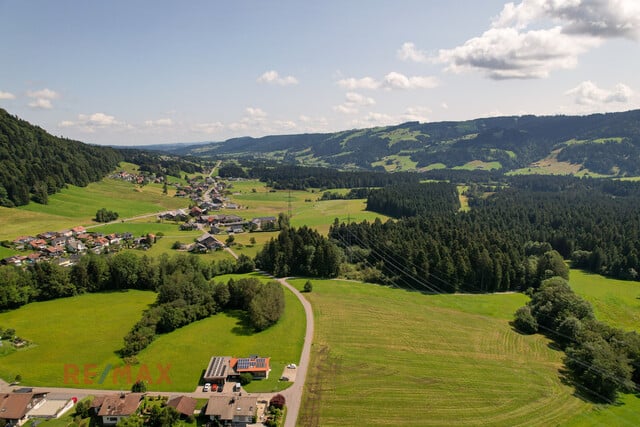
[277,278,314,427]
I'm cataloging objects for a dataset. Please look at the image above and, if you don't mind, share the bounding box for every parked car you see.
[203,383,211,392]
[287,363,297,369]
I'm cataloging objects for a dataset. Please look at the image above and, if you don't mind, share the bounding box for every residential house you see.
[65,239,86,254]
[196,233,222,250]
[29,239,48,251]
[50,237,67,248]
[58,229,73,238]
[251,216,277,231]
[0,392,46,426]
[231,356,271,380]
[190,206,203,216]
[44,246,64,257]
[166,396,197,419]
[180,222,199,231]
[229,226,244,234]
[96,393,142,426]
[204,395,257,427]
[71,226,86,235]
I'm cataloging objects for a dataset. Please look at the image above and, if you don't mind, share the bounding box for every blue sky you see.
[1,0,639,145]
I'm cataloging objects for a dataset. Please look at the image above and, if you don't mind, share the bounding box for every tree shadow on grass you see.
[225,310,255,336]
[558,367,627,405]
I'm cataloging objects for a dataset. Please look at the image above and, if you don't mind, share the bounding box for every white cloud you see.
[0,91,16,100]
[257,70,299,86]
[565,80,634,105]
[337,77,380,90]
[441,102,449,110]
[58,112,125,133]
[438,26,599,79]
[337,73,439,90]
[345,92,376,106]
[493,0,640,40]
[382,72,439,89]
[438,0,640,79]
[245,107,267,118]
[27,88,59,100]
[397,42,430,63]
[27,88,60,109]
[144,118,174,127]
[401,106,432,122]
[29,98,53,109]
[334,92,376,115]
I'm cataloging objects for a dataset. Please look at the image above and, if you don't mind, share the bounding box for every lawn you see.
[134,274,305,392]
[569,269,640,332]
[0,275,305,393]
[0,291,156,388]
[291,278,602,426]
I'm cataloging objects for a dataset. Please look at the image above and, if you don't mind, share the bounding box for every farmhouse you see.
[203,355,271,386]
[96,393,142,426]
[204,395,257,427]
[196,233,223,250]
[250,216,277,230]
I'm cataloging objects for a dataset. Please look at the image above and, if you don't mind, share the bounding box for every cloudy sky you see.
[1,0,639,146]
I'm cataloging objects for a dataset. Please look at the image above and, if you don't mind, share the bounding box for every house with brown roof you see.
[96,393,142,426]
[204,395,257,427]
[0,392,45,426]
[166,396,197,419]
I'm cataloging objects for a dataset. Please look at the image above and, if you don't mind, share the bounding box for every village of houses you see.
[1,354,294,426]
[0,171,293,426]
[1,171,278,267]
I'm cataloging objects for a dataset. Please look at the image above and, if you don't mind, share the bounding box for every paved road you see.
[277,278,314,427]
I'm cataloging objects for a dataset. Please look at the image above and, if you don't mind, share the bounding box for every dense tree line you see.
[122,276,284,356]
[327,175,640,291]
[0,108,122,206]
[247,165,420,190]
[218,163,248,178]
[95,208,119,222]
[365,182,460,218]
[0,252,243,312]
[255,226,342,278]
[119,149,204,177]
[514,277,640,402]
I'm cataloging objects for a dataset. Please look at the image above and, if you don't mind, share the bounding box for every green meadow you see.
[291,278,640,426]
[569,269,640,332]
[0,178,188,241]
[0,276,305,393]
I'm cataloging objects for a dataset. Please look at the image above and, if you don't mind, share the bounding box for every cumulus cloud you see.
[436,0,640,79]
[334,92,376,115]
[401,106,432,122]
[144,118,174,127]
[337,76,380,90]
[565,80,634,105]
[337,73,439,90]
[27,88,59,109]
[493,0,640,39]
[382,72,439,89]
[58,112,125,133]
[28,98,54,109]
[397,42,430,63]
[257,70,299,86]
[0,91,16,100]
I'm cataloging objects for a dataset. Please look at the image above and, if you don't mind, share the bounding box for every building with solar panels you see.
[203,355,271,386]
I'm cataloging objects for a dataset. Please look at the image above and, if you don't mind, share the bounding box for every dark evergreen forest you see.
[0,108,122,206]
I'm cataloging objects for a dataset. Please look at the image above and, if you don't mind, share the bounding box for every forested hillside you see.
[169,110,640,175]
[0,108,122,206]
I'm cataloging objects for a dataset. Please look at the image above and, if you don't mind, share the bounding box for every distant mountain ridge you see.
[0,108,122,207]
[166,110,640,175]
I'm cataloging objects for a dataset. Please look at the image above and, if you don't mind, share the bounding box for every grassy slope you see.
[563,269,640,426]
[0,275,305,393]
[0,178,188,241]
[569,269,640,332]
[293,278,593,426]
